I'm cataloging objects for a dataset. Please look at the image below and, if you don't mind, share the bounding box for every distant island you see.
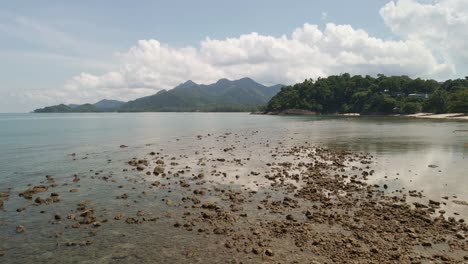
[265,74,468,115]
[33,78,283,113]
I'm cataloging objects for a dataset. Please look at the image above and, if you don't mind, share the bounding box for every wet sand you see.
[0,131,467,263]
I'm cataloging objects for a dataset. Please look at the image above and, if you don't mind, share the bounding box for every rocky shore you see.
[0,131,466,263]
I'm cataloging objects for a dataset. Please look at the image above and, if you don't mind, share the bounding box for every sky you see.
[0,0,467,112]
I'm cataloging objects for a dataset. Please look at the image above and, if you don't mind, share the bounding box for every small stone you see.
[153,166,165,175]
[114,214,125,220]
[265,249,274,256]
[16,225,25,233]
[125,217,137,224]
[286,214,295,221]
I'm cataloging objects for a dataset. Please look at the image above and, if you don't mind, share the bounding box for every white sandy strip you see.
[408,113,468,120]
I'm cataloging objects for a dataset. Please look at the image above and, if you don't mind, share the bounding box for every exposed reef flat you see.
[0,131,466,263]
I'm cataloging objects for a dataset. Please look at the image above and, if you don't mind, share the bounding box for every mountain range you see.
[33,78,283,113]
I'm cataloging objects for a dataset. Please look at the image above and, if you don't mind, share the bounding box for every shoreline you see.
[253,110,468,121]
[403,113,468,120]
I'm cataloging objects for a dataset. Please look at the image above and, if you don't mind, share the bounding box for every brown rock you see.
[153,166,165,175]
[16,225,25,233]
[114,213,125,220]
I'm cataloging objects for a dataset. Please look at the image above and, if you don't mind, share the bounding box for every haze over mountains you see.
[33,78,283,113]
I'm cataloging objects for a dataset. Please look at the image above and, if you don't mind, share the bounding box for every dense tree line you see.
[266,74,468,114]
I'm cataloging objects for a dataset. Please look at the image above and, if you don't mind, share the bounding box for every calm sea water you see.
[0,113,467,262]
[1,113,467,190]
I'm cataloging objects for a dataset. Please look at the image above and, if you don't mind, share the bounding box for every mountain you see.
[94,99,125,109]
[34,78,283,113]
[118,78,282,112]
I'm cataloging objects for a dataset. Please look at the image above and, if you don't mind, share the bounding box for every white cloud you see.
[20,0,467,108]
[380,0,468,75]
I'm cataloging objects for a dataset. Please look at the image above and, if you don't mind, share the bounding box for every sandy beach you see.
[407,113,468,121]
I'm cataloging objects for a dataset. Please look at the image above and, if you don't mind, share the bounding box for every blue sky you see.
[0,0,466,112]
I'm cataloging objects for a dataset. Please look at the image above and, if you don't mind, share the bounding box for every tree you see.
[447,88,468,113]
[402,102,422,114]
[423,89,448,114]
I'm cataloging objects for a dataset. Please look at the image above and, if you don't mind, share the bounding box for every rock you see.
[125,217,138,224]
[114,213,125,220]
[120,193,128,199]
[70,188,79,193]
[421,242,432,247]
[153,166,165,175]
[19,185,48,199]
[265,249,274,256]
[428,164,438,168]
[413,202,428,208]
[120,145,128,148]
[16,225,25,233]
[54,213,62,220]
[151,181,161,187]
[213,227,226,234]
[286,214,295,221]
[34,197,46,204]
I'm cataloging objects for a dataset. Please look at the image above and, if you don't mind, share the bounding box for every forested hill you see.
[118,78,282,112]
[34,78,283,113]
[266,74,468,115]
